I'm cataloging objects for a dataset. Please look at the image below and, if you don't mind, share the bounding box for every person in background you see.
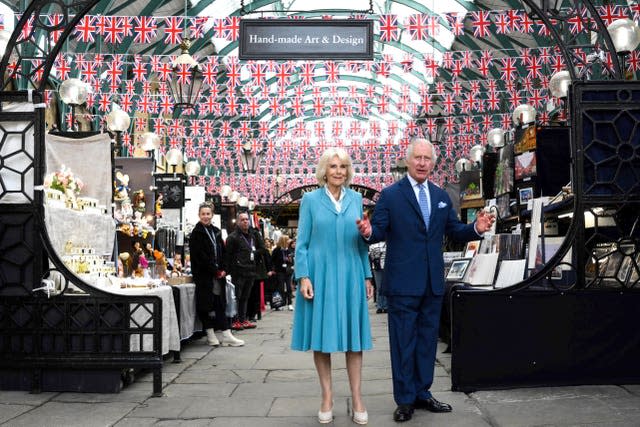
[291,147,374,425]
[247,232,274,321]
[271,235,293,311]
[189,202,244,347]
[357,138,495,422]
[287,239,297,307]
[225,211,266,331]
[369,242,388,314]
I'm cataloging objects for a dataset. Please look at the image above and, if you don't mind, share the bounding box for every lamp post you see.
[455,158,473,175]
[469,144,485,167]
[549,70,572,120]
[607,18,640,80]
[487,128,505,149]
[512,104,537,127]
[169,37,204,111]
[390,159,407,182]
[105,103,131,157]
[165,148,183,174]
[140,131,161,165]
[274,169,284,199]
[58,78,90,131]
[240,141,263,174]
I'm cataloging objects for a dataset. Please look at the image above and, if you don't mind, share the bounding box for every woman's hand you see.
[365,279,374,299]
[300,278,314,299]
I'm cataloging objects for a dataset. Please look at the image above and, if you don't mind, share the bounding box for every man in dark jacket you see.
[225,211,266,330]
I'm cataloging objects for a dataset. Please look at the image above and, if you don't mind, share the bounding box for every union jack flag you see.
[54,55,71,80]
[501,57,518,80]
[405,14,430,40]
[190,17,208,39]
[103,16,125,44]
[445,13,464,36]
[379,15,400,42]
[223,17,241,40]
[470,11,492,38]
[300,62,315,86]
[164,17,184,45]
[48,14,64,44]
[324,61,340,83]
[134,16,157,44]
[74,15,95,43]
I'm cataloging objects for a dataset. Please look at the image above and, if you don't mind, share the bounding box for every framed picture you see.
[514,151,537,180]
[464,240,481,258]
[496,193,511,219]
[446,258,472,281]
[518,187,533,205]
[460,170,482,200]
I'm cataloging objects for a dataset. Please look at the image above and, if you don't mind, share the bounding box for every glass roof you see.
[4,0,629,203]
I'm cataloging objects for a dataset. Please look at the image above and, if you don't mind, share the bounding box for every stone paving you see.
[1,302,640,426]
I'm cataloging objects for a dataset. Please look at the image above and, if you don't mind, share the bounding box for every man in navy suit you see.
[357,139,494,422]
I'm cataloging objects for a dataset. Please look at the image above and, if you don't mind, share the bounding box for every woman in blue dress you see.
[291,147,374,425]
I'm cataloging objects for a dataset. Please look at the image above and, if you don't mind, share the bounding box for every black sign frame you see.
[155,174,185,209]
[239,19,374,60]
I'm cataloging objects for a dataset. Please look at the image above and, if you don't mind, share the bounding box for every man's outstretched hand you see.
[356,211,371,239]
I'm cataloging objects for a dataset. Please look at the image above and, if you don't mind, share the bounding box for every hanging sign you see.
[239,19,373,60]
[155,174,185,208]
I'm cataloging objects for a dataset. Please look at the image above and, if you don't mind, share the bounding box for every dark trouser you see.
[373,270,388,309]
[197,286,230,331]
[247,279,263,320]
[387,287,443,405]
[276,272,293,305]
[234,275,255,322]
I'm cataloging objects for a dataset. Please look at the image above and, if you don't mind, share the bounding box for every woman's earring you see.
[323,175,327,182]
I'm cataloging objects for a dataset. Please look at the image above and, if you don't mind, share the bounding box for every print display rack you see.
[450,0,639,392]
[451,82,640,391]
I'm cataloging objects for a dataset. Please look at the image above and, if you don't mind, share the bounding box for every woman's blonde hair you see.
[315,147,353,186]
[276,235,289,248]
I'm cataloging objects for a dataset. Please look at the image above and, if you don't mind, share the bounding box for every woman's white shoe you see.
[352,409,368,425]
[216,330,244,347]
[205,328,219,346]
[317,408,333,424]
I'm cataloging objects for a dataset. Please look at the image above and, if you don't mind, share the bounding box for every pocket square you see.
[438,201,448,209]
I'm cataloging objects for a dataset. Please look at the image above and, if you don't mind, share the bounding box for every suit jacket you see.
[368,176,479,296]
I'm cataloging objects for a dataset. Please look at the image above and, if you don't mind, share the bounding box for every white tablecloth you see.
[173,283,202,339]
[111,286,180,355]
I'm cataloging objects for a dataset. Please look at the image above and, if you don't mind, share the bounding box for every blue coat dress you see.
[291,187,373,353]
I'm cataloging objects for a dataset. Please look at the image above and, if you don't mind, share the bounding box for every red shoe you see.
[231,321,244,331]
[242,320,257,329]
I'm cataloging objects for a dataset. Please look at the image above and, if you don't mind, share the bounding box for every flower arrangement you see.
[44,165,84,197]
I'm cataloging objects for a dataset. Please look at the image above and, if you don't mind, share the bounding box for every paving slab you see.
[162,382,237,398]
[3,401,137,427]
[184,396,273,418]
[0,404,35,424]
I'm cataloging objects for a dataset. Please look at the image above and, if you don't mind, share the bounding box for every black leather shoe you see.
[393,404,414,422]
[414,397,452,413]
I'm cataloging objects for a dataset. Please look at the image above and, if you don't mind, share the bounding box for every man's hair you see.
[406,138,438,163]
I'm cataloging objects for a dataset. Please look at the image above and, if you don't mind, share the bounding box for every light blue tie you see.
[418,183,430,230]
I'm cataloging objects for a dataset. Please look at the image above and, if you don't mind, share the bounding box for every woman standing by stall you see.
[189,202,244,347]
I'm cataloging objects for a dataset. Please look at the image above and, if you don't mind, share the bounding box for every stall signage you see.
[239,19,373,60]
[155,174,185,208]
